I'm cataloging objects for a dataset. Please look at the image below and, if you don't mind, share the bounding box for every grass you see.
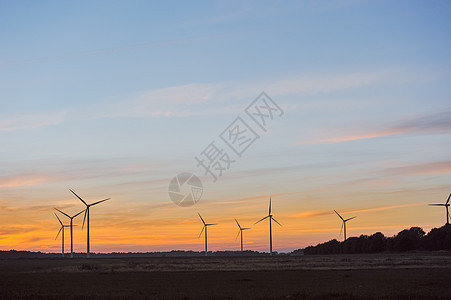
[0,253,450,299]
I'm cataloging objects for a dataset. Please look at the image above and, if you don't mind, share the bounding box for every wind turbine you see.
[429,193,451,225]
[54,213,70,258]
[70,189,110,258]
[255,197,281,256]
[334,210,356,241]
[235,219,251,252]
[198,213,217,256]
[54,208,84,258]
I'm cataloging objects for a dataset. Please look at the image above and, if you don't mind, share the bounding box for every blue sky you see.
[1,0,451,253]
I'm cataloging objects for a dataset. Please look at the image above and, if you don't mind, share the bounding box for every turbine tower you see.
[334,210,356,241]
[70,189,110,258]
[429,193,451,225]
[198,213,217,256]
[255,197,281,256]
[54,213,70,258]
[235,219,250,252]
[54,208,84,258]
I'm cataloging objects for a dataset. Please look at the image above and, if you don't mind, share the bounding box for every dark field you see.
[1,253,451,299]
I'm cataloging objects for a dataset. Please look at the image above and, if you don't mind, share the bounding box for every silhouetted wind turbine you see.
[54,213,70,258]
[54,208,84,258]
[235,219,251,252]
[198,213,217,256]
[334,210,356,241]
[429,193,451,225]
[255,197,281,256]
[70,189,110,258]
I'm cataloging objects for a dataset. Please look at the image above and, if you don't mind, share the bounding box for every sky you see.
[1,0,450,254]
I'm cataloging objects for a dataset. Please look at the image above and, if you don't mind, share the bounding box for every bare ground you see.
[1,252,450,299]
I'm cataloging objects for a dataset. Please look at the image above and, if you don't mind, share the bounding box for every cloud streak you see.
[0,68,425,131]
[300,108,451,144]
[386,161,451,176]
[291,202,425,218]
[0,175,53,188]
[93,68,414,119]
[0,111,66,132]
[0,33,228,68]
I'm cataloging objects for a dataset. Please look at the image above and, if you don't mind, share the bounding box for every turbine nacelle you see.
[334,210,356,241]
[55,208,85,220]
[235,219,251,242]
[429,193,451,225]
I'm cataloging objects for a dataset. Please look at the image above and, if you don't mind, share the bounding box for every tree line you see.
[302,224,451,255]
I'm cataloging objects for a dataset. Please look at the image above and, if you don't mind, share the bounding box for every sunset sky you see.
[1,1,451,254]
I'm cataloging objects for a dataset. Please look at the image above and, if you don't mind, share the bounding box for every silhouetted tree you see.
[304,239,341,255]
[392,227,425,252]
[421,224,451,250]
[300,226,451,255]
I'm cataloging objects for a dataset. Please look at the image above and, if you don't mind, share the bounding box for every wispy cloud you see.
[265,69,398,96]
[0,225,38,236]
[301,129,403,144]
[96,68,413,119]
[97,82,238,118]
[291,202,425,218]
[0,68,424,131]
[386,161,451,176]
[300,108,451,144]
[0,158,177,189]
[0,204,60,212]
[0,111,66,132]
[0,34,227,68]
[0,174,53,188]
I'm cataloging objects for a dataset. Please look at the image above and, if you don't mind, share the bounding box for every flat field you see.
[1,252,450,299]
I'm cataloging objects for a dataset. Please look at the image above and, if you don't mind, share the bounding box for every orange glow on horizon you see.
[1,196,446,253]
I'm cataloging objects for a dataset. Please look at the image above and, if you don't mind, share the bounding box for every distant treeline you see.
[0,250,267,259]
[301,225,451,255]
[95,250,267,258]
[2,226,451,259]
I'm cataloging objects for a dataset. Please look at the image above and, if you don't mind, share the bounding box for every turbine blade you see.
[73,209,85,218]
[269,197,272,215]
[55,227,63,240]
[235,218,242,230]
[272,217,282,227]
[235,229,241,241]
[198,226,204,238]
[90,198,110,206]
[255,215,269,225]
[334,210,344,221]
[198,212,205,225]
[70,189,88,206]
[242,227,251,230]
[54,213,63,226]
[82,209,88,230]
[429,204,445,206]
[446,193,451,205]
[206,223,217,226]
[340,222,344,237]
[54,208,70,218]
[345,216,356,222]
